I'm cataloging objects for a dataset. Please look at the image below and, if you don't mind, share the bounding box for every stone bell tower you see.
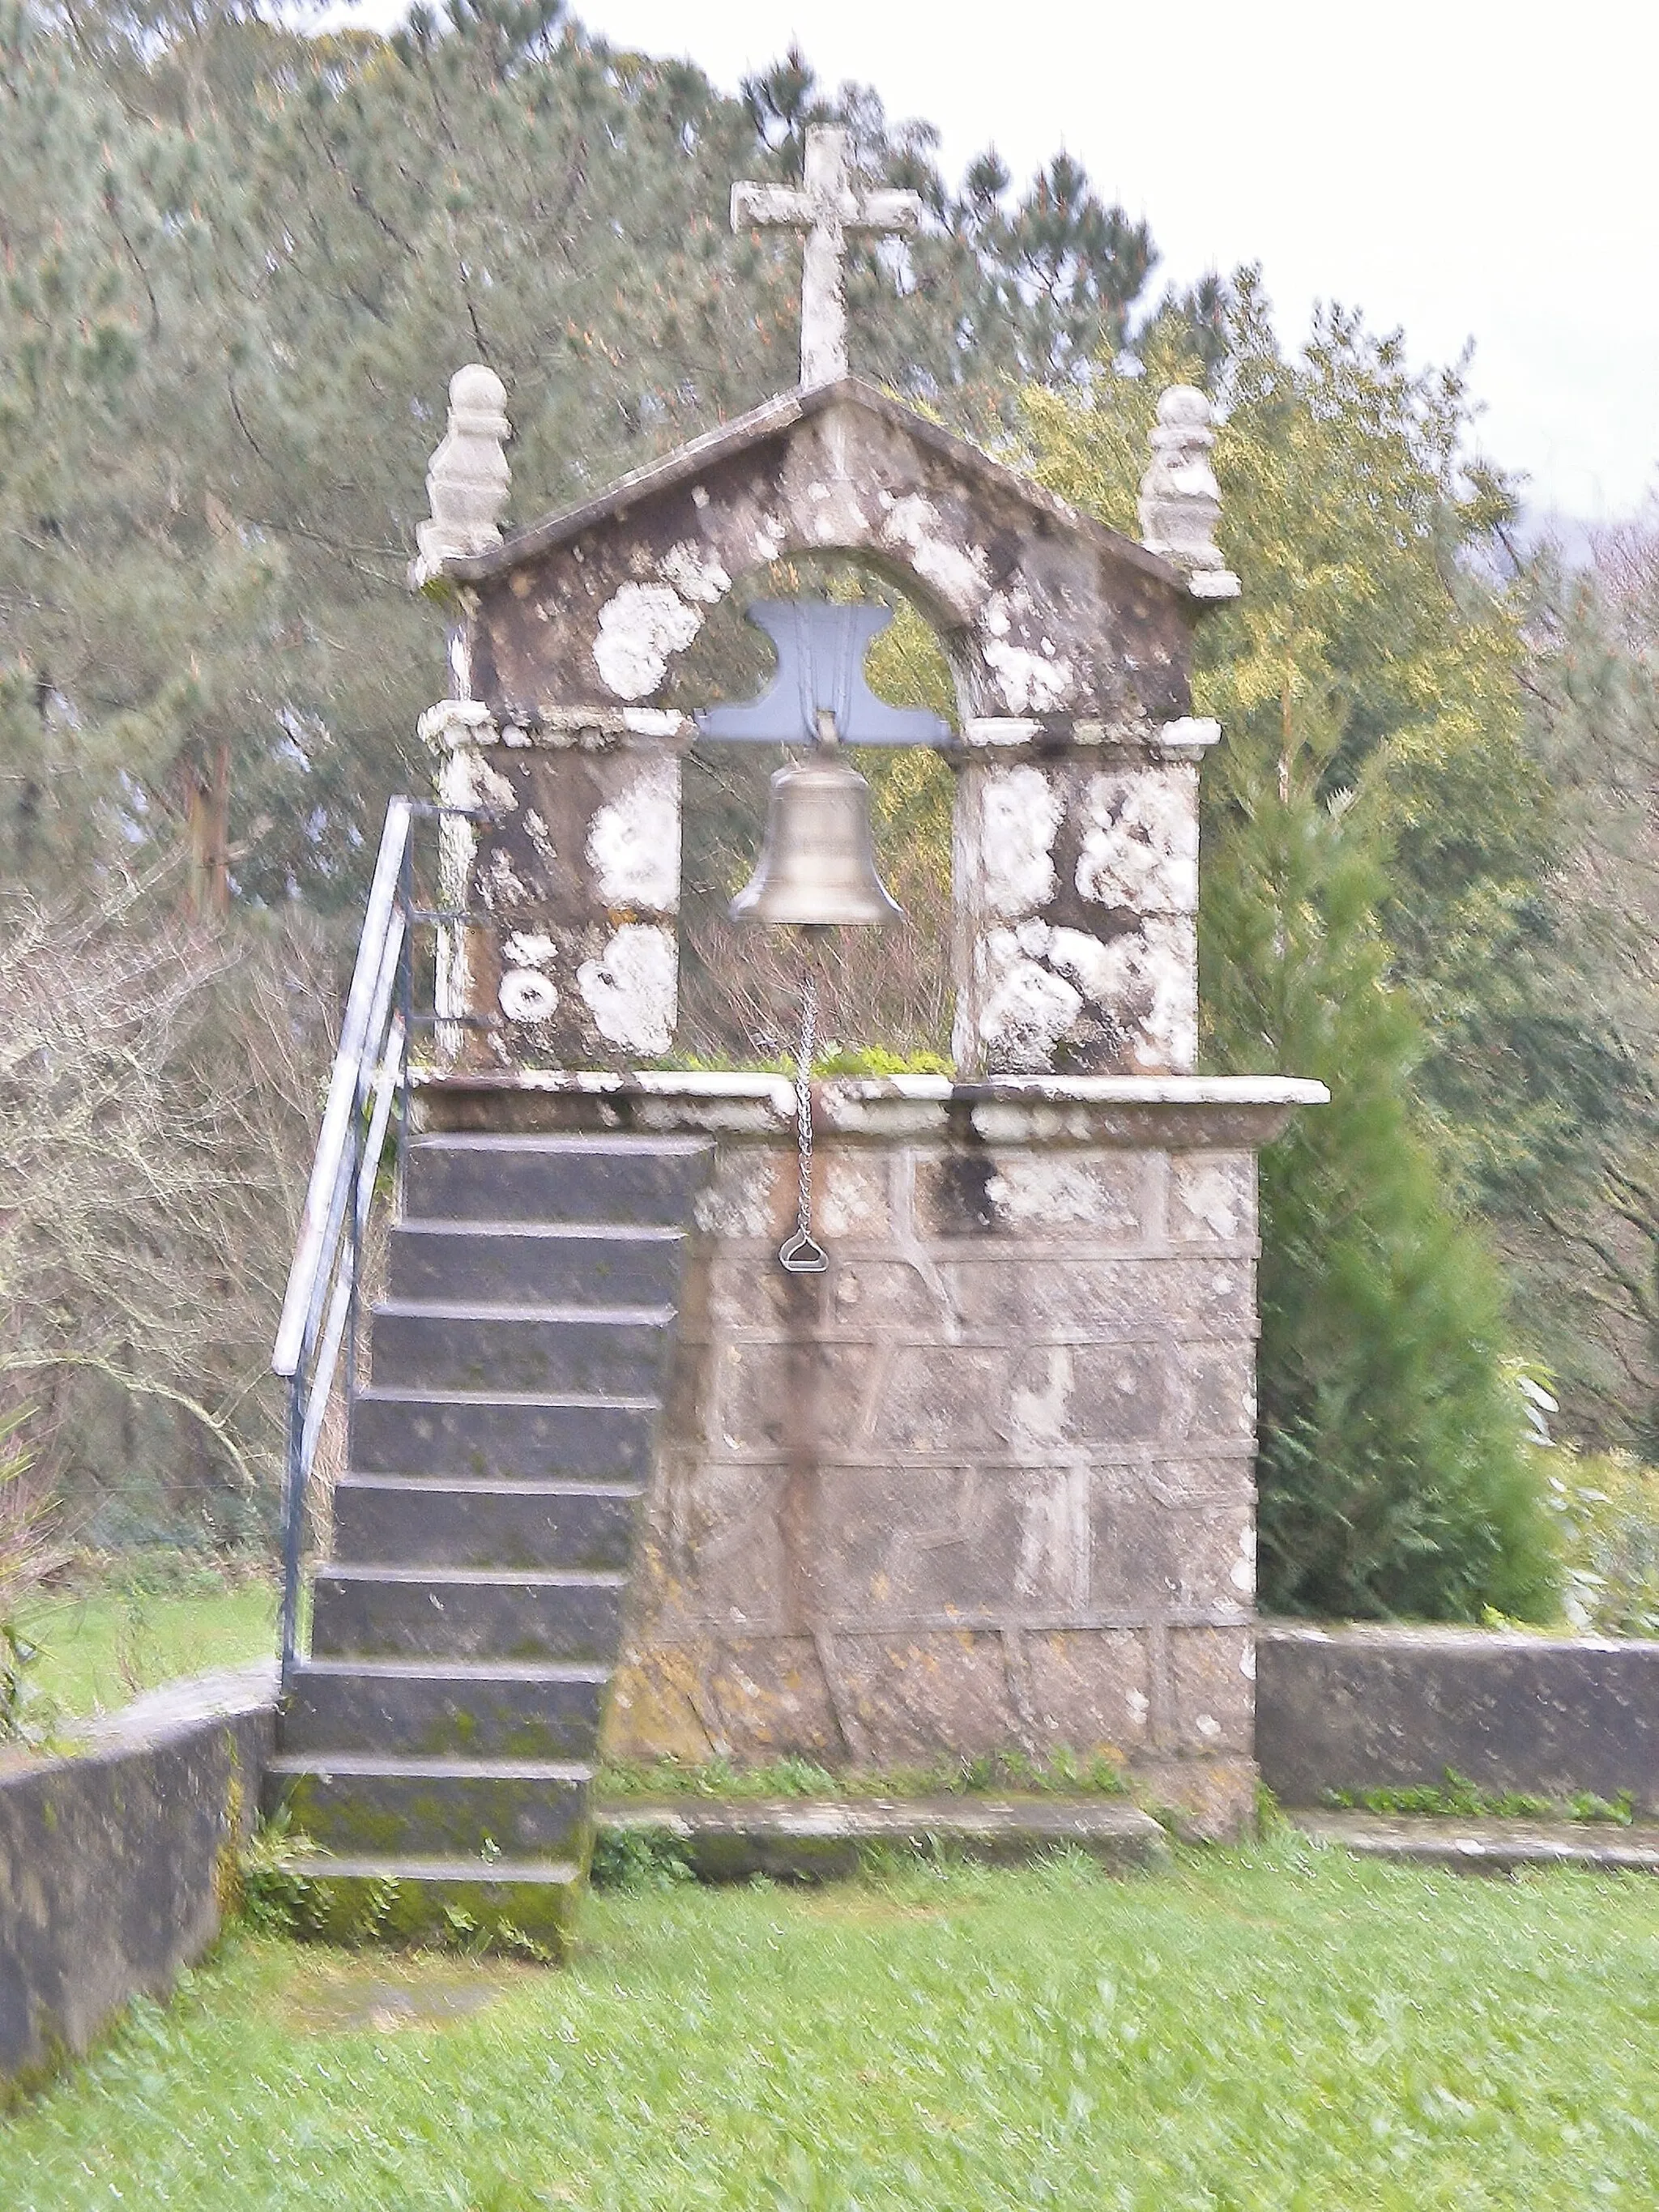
[403,127,1321,1835]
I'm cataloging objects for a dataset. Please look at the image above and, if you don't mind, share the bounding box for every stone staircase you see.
[262,1130,710,1952]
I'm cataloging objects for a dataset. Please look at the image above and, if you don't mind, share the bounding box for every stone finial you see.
[411,364,512,589]
[1137,386,1239,601]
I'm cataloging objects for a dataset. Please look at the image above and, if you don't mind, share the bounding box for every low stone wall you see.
[0,1661,276,2089]
[1256,1623,1659,1815]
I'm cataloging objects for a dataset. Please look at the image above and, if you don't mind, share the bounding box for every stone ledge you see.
[414,1070,1326,1148]
[72,1660,278,1753]
[597,1795,1170,1880]
[1295,1812,1659,1876]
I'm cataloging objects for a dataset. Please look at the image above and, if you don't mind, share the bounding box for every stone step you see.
[386,1221,685,1308]
[369,1303,674,1398]
[597,1796,1171,1882]
[310,1564,626,1663]
[262,1851,583,1954]
[1294,1811,1659,1874]
[403,1133,711,1227]
[265,1752,591,1860]
[283,1657,608,1759]
[329,1474,642,1572]
[351,1387,657,1482]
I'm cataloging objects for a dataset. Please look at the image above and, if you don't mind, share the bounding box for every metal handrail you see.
[271,798,414,1690]
[273,799,412,1383]
[271,792,514,1687]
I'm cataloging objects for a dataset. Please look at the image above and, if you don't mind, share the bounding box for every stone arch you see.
[450,381,1194,735]
[433,377,1224,1078]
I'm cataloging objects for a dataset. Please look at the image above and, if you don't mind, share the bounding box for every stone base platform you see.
[415,1069,1324,1840]
[1295,1812,1659,1876]
[598,1794,1171,1881]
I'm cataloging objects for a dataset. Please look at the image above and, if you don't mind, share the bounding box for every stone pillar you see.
[423,701,688,1069]
[951,718,1220,1076]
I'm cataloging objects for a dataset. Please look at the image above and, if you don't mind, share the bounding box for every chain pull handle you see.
[779,971,828,1273]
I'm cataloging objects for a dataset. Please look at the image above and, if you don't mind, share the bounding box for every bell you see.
[730,748,902,927]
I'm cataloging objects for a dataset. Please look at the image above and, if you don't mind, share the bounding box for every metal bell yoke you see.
[693,596,941,929]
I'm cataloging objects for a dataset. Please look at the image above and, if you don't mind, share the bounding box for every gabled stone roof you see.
[444,376,1202,732]
[443,377,1180,596]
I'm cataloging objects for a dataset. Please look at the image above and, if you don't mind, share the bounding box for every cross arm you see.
[731,181,812,230]
[730,182,924,235]
[847,190,923,235]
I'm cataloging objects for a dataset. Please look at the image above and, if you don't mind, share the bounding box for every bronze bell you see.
[730,724,902,927]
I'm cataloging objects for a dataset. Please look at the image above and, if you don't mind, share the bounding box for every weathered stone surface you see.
[703,1637,844,1756]
[415,1077,1282,1832]
[433,730,686,1070]
[420,370,1250,1076]
[1090,1478,1254,1613]
[1023,1629,1154,1751]
[1179,1345,1259,1444]
[446,381,1194,731]
[598,1794,1171,1880]
[913,1147,1151,1240]
[953,755,1202,1074]
[0,1665,275,2087]
[1257,1622,1659,1817]
[1169,1626,1255,1756]
[1170,1152,1257,1245]
[835,1630,1024,1761]
[821,1464,1082,1619]
[942,1255,1253,1338]
[817,1152,895,1239]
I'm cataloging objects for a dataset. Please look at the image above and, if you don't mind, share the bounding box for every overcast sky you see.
[320,0,1656,522]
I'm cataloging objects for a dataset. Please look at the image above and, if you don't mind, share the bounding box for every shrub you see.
[1546,1447,1659,1636]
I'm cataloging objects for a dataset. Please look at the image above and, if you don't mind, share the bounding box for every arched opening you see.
[663,553,958,1067]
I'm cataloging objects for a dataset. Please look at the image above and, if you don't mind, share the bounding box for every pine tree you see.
[2,2,1170,912]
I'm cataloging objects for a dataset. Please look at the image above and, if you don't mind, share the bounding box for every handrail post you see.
[279,1372,306,1696]
[397,825,416,1218]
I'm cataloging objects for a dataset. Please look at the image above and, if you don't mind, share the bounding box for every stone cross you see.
[731,124,923,386]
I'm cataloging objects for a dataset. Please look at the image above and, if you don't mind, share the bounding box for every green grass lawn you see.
[13,1570,275,1723]
[8,1840,1659,2208]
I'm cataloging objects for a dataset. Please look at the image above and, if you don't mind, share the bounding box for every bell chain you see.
[779,972,828,1274]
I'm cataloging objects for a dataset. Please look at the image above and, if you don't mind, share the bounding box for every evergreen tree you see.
[1021,294,1559,1618]
[2,1,1168,912]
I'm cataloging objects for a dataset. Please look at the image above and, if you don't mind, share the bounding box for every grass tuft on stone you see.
[595,1745,1131,1803]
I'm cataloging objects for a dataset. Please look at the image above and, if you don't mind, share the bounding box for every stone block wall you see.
[0,1664,275,2089]
[422,1074,1311,1835]
[1257,1623,1659,1817]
